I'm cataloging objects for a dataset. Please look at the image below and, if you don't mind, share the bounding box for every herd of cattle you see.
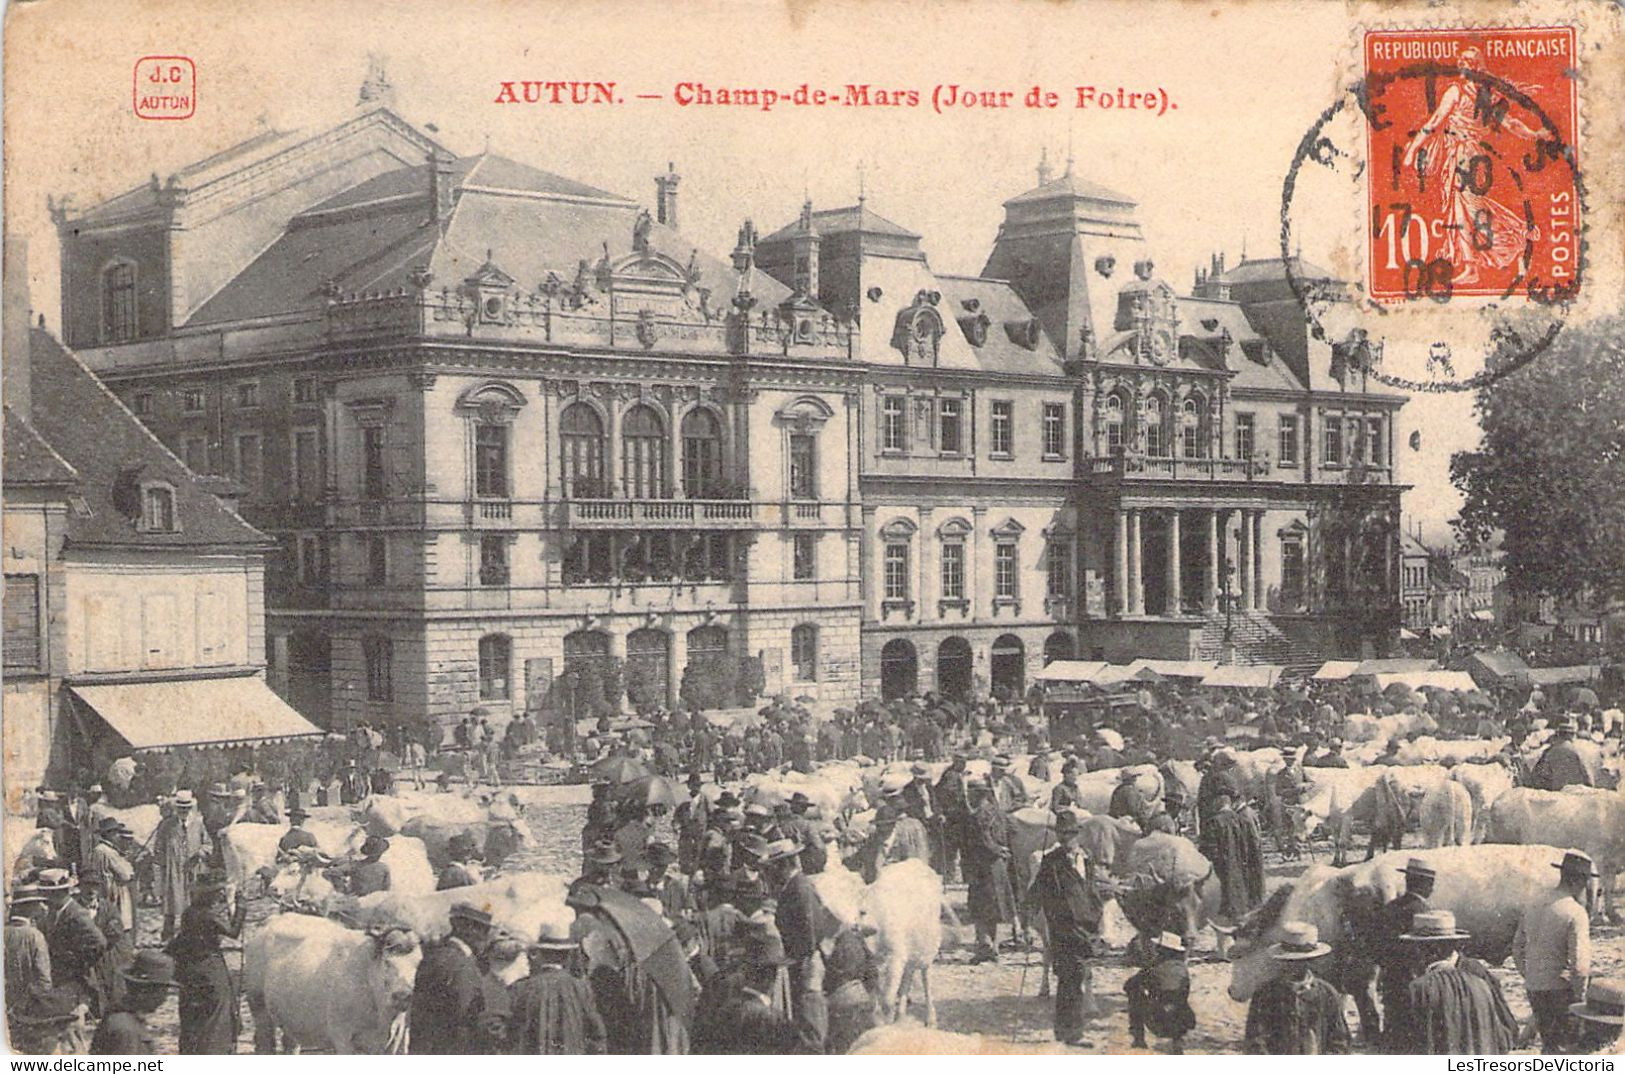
[3,712,1620,1052]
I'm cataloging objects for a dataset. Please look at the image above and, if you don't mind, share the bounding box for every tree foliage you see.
[1450,314,1625,603]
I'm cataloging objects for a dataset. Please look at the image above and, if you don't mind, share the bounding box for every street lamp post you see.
[1220,536,1240,664]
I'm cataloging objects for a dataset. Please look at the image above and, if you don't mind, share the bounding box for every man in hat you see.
[1028,811,1107,1044]
[509,920,607,1054]
[245,781,281,825]
[1403,910,1517,1053]
[782,792,828,875]
[1088,729,1125,771]
[438,833,485,890]
[1050,760,1085,815]
[962,779,1015,963]
[1569,978,1625,1055]
[693,923,827,1054]
[674,773,710,875]
[1374,738,1405,766]
[1530,717,1595,791]
[1109,768,1152,828]
[763,837,837,1015]
[991,754,1028,812]
[1514,850,1597,1053]
[277,807,319,858]
[1142,787,1187,837]
[76,875,131,1014]
[856,799,929,883]
[1125,931,1195,1052]
[5,888,53,1012]
[154,790,206,938]
[1243,921,1351,1054]
[87,817,136,937]
[9,986,90,1055]
[411,903,493,1053]
[167,874,245,1053]
[1306,738,1350,769]
[38,869,106,1014]
[1197,750,1245,829]
[645,842,691,921]
[579,840,624,888]
[1198,791,1264,927]
[331,834,393,896]
[89,950,176,1055]
[1369,857,1436,1049]
[699,797,742,901]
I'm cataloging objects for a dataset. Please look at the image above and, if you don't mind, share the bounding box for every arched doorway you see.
[1043,631,1075,665]
[990,634,1026,699]
[937,637,973,700]
[879,639,918,701]
[626,628,670,710]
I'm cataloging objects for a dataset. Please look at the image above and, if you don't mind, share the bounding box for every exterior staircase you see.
[1197,611,1324,675]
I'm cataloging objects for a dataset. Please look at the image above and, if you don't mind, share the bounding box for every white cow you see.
[245,914,421,1053]
[352,872,573,943]
[848,1025,1075,1054]
[817,858,943,1026]
[1418,780,1473,847]
[227,826,436,910]
[1298,764,1453,863]
[1450,763,1516,839]
[1486,787,1625,919]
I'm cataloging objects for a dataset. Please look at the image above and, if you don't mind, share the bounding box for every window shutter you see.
[3,575,41,670]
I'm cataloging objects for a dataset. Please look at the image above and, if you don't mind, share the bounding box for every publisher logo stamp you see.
[1363,27,1579,303]
[134,56,196,120]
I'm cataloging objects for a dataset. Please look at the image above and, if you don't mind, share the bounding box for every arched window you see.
[626,628,671,708]
[478,634,511,700]
[1144,395,1167,457]
[102,261,138,343]
[681,408,723,497]
[560,404,606,497]
[1181,395,1205,459]
[1104,393,1126,454]
[563,629,611,680]
[791,624,819,682]
[687,624,729,661]
[621,404,668,499]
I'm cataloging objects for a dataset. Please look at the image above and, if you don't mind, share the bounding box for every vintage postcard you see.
[3,0,1623,1059]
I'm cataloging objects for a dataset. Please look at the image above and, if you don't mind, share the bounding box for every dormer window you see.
[102,261,138,343]
[139,482,177,533]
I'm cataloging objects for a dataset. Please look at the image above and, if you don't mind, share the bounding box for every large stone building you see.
[50,84,1408,732]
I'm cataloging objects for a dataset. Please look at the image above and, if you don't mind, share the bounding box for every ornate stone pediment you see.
[879,517,918,540]
[936,516,973,539]
[989,517,1026,540]
[775,395,834,433]
[1113,279,1180,366]
[890,290,946,366]
[456,381,527,423]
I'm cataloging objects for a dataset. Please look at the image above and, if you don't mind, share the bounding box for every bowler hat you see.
[533,918,578,952]
[121,950,177,989]
[910,763,929,777]
[788,792,813,811]
[1400,909,1471,942]
[1571,979,1625,1026]
[286,807,310,821]
[1052,811,1082,836]
[1269,921,1332,960]
[97,815,125,834]
[1118,768,1138,781]
[449,903,493,930]
[1554,715,1579,734]
[587,841,623,867]
[1556,850,1600,877]
[714,791,741,810]
[992,754,1013,770]
[171,790,196,809]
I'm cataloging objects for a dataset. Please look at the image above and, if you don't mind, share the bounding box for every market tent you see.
[1465,650,1531,686]
[71,676,324,749]
[1126,659,1217,680]
[1201,665,1285,689]
[1399,627,1420,640]
[703,706,768,730]
[1035,661,1110,684]
[1354,658,1439,676]
[1312,660,1362,681]
[1372,670,1478,693]
[1086,664,1163,686]
[1429,625,1453,638]
[1525,665,1601,687]
[1469,609,1495,621]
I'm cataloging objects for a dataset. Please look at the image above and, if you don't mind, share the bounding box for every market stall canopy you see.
[1201,665,1284,689]
[1354,658,1439,676]
[1465,650,1531,685]
[1311,660,1362,681]
[704,706,767,730]
[1398,627,1420,640]
[1525,665,1601,686]
[1036,661,1110,683]
[1087,664,1163,686]
[1126,659,1217,680]
[1428,625,1453,638]
[1372,670,1479,693]
[70,676,323,750]
[1469,608,1495,621]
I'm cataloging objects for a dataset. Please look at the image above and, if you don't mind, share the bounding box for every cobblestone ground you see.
[128,789,1623,1055]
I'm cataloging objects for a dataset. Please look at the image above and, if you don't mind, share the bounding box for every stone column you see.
[1114,509,1129,616]
[1128,509,1144,615]
[918,508,935,621]
[606,402,623,497]
[1252,510,1265,611]
[972,506,990,618]
[669,626,687,709]
[1165,509,1182,615]
[1204,509,1219,612]
[1237,508,1252,610]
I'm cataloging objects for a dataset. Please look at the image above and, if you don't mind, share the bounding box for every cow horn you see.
[1210,921,1238,936]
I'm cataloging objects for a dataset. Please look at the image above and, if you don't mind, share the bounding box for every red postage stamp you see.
[1363,26,1579,302]
[133,56,196,120]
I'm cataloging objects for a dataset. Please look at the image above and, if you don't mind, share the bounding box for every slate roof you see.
[1220,255,1337,286]
[23,329,267,549]
[1004,172,1135,207]
[2,406,79,486]
[760,204,921,243]
[1176,295,1307,391]
[935,274,1064,375]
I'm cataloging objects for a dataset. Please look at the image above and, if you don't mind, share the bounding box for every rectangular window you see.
[480,535,509,586]
[1323,416,1344,466]
[1234,412,1255,458]
[235,381,260,409]
[183,436,208,474]
[940,542,965,600]
[479,636,511,700]
[792,533,815,581]
[939,398,963,454]
[364,637,393,701]
[1278,414,1300,467]
[884,543,910,601]
[234,433,263,494]
[788,434,816,499]
[1042,403,1066,458]
[182,388,205,413]
[990,400,1014,456]
[995,543,1018,599]
[292,377,318,405]
[1182,420,1200,459]
[297,534,326,587]
[3,575,41,671]
[1048,543,1070,598]
[474,423,509,498]
[292,429,320,501]
[142,486,175,532]
[1367,417,1384,466]
[366,535,387,587]
[1282,536,1306,607]
[362,425,387,499]
[881,396,907,452]
[132,392,153,417]
[791,625,818,682]
[102,263,138,343]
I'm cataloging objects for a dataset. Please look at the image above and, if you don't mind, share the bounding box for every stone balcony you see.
[1085,453,1271,482]
[561,497,853,530]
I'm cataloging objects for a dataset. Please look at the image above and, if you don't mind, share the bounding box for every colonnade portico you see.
[1110,504,1268,616]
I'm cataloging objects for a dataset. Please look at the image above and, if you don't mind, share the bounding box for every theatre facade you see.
[52,92,1407,730]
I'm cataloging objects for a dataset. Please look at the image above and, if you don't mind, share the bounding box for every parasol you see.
[569,884,694,1020]
[620,774,681,809]
[588,754,650,784]
[1569,686,1599,708]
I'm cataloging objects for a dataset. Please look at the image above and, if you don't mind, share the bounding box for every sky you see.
[7,0,1620,546]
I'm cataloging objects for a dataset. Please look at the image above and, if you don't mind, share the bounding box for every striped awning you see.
[71,676,323,750]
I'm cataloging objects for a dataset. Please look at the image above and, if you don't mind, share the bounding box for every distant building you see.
[1450,542,1503,624]
[1400,531,1430,630]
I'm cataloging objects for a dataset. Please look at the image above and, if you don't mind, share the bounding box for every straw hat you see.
[1269,921,1332,960]
[1400,909,1471,943]
[1402,857,1437,882]
[1155,931,1185,953]
[1570,979,1625,1026]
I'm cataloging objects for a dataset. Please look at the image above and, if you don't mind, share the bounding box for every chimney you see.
[3,234,31,417]
[655,162,680,229]
[1036,147,1052,186]
[429,151,455,233]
